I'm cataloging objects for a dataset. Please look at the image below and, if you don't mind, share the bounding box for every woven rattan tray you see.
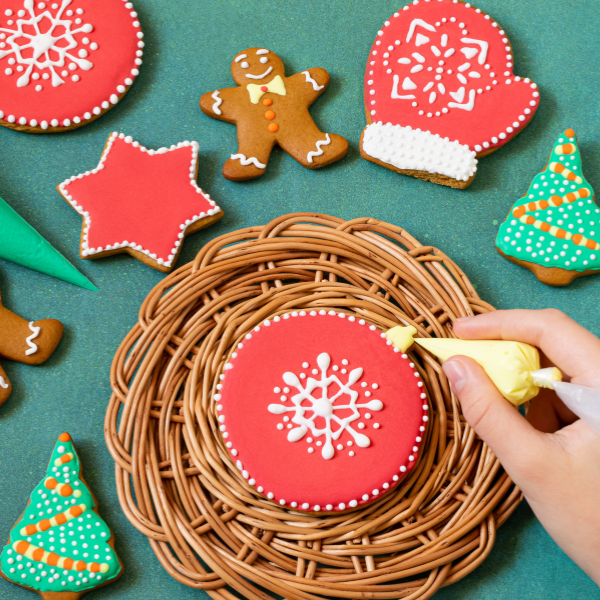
[105,213,521,599]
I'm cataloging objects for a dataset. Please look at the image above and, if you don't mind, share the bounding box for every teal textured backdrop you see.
[1,0,599,598]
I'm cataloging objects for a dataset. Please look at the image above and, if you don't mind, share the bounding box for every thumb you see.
[442,356,543,471]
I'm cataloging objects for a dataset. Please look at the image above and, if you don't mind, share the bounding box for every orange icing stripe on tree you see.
[19,504,86,536]
[44,477,82,498]
[512,188,591,217]
[54,452,74,467]
[12,541,109,573]
[549,161,583,184]
[555,143,577,155]
[514,213,600,251]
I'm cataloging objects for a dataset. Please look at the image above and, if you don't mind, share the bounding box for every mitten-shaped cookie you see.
[0,284,63,407]
[200,48,348,181]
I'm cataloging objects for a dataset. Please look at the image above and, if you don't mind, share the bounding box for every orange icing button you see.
[565,128,575,138]
[59,433,71,442]
[59,484,73,497]
[263,98,273,106]
[264,110,276,120]
[268,123,279,133]
[44,477,58,490]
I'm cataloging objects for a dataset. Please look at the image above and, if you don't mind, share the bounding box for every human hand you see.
[442,309,600,584]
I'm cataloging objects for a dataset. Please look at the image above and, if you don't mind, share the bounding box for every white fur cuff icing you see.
[362,122,478,182]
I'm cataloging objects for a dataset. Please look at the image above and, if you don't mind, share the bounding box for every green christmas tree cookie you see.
[496,128,599,286]
[0,433,122,599]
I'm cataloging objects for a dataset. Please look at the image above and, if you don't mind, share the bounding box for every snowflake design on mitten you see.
[268,352,383,460]
[0,0,94,90]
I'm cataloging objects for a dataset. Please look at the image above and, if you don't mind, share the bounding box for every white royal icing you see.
[268,352,383,460]
[245,66,273,80]
[211,90,222,115]
[0,376,8,389]
[230,153,266,169]
[301,70,324,91]
[306,134,331,164]
[362,122,477,182]
[0,0,93,89]
[25,321,41,356]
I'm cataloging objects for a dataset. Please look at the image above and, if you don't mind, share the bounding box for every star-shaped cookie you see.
[57,133,223,272]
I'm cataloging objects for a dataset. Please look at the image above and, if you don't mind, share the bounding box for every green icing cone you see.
[0,434,122,594]
[496,129,599,284]
[0,196,97,291]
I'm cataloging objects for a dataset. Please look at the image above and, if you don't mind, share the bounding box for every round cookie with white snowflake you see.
[217,310,428,513]
[0,0,143,133]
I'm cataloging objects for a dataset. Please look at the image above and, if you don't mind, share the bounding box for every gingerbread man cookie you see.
[200,48,349,181]
[0,283,63,407]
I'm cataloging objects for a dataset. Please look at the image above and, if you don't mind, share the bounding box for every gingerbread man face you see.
[201,48,348,181]
[230,48,286,86]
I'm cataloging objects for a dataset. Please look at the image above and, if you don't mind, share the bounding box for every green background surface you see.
[0,0,599,598]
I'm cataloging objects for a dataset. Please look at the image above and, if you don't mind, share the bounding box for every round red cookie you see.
[217,310,428,512]
[0,0,143,133]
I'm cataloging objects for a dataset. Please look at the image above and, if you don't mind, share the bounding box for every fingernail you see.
[454,316,473,325]
[443,360,467,393]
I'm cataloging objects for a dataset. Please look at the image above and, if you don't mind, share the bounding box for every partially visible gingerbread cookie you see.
[57,133,223,272]
[0,283,63,407]
[200,48,349,181]
[0,433,123,598]
[360,0,540,188]
[496,129,599,286]
[0,0,144,133]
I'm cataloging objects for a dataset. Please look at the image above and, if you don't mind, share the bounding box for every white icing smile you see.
[245,66,273,80]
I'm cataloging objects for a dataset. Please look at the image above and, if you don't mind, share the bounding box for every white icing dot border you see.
[58,133,221,268]
[216,310,429,513]
[365,0,540,160]
[0,0,144,131]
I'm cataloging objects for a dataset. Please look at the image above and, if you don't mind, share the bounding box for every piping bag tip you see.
[386,325,556,405]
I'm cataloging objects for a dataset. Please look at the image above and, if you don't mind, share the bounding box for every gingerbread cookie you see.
[496,129,599,286]
[0,194,96,291]
[57,132,223,273]
[0,0,143,133]
[0,282,63,407]
[0,433,123,598]
[360,0,540,188]
[200,48,349,181]
[217,310,428,512]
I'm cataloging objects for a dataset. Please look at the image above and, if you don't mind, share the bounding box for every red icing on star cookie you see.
[361,0,539,186]
[217,311,428,512]
[57,133,223,272]
[0,0,143,132]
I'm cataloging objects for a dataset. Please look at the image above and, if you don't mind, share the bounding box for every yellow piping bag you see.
[386,326,561,406]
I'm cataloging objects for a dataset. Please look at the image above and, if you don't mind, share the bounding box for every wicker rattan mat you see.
[105,213,521,600]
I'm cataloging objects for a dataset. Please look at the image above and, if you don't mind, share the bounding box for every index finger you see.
[453,309,600,384]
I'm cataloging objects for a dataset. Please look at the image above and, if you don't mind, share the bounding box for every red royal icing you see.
[58,134,221,268]
[218,312,428,511]
[365,0,539,152]
[260,85,268,92]
[0,0,142,130]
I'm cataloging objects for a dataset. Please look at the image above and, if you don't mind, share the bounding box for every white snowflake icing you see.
[0,0,94,90]
[268,352,383,460]
[390,18,491,114]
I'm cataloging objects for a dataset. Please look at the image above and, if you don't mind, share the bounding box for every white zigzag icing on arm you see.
[231,154,266,169]
[0,376,8,389]
[301,70,324,91]
[25,322,41,356]
[211,91,222,115]
[306,134,331,164]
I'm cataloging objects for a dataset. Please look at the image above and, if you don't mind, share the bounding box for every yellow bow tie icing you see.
[247,75,287,104]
